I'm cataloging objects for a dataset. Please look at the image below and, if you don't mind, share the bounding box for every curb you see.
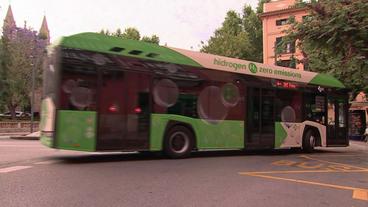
[10,136,39,140]
[350,140,368,146]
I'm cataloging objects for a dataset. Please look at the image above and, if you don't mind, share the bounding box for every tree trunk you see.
[8,104,17,120]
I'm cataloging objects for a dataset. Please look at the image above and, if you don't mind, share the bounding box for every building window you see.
[286,41,296,53]
[275,37,295,54]
[276,18,288,26]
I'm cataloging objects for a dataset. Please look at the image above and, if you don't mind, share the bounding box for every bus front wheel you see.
[302,130,316,153]
[164,125,194,159]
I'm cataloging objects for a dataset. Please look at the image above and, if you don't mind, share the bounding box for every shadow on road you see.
[52,147,349,164]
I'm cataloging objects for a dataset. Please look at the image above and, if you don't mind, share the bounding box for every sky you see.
[0,0,258,50]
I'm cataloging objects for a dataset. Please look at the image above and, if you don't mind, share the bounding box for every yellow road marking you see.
[300,155,368,170]
[353,189,368,201]
[240,172,368,201]
[296,162,324,169]
[240,156,368,201]
[239,169,368,175]
[272,160,297,166]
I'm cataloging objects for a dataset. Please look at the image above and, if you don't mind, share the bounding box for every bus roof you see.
[59,32,345,89]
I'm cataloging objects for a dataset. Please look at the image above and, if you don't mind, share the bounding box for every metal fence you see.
[0,122,39,133]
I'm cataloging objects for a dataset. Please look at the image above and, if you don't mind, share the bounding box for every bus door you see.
[246,88,275,149]
[97,69,125,150]
[97,70,151,150]
[327,96,349,146]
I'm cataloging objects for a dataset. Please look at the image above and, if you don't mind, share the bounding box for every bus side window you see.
[275,90,302,123]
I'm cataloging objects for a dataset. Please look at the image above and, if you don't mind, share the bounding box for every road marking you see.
[0,166,32,173]
[296,162,324,169]
[300,155,368,170]
[239,169,368,175]
[353,189,368,201]
[272,160,297,166]
[240,172,368,201]
[0,145,43,147]
[272,158,367,171]
[240,156,368,201]
[34,160,59,165]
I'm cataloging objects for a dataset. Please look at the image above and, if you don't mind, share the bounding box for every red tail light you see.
[108,104,118,112]
[134,107,142,114]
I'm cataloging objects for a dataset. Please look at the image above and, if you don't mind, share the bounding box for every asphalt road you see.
[0,138,367,207]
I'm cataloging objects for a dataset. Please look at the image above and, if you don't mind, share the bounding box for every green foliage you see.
[121,27,140,40]
[283,0,368,96]
[141,35,160,44]
[0,27,46,118]
[201,3,264,62]
[100,27,160,44]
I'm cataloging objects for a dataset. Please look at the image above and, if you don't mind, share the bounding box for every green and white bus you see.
[40,32,349,158]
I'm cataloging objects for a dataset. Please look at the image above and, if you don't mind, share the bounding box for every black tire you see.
[302,130,316,153]
[164,125,194,159]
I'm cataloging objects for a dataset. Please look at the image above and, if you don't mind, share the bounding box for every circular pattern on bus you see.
[221,83,240,107]
[62,79,77,94]
[93,54,107,65]
[197,86,228,124]
[281,106,296,122]
[153,79,179,107]
[70,87,93,109]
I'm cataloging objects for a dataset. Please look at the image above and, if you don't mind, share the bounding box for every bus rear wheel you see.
[302,130,316,153]
[164,125,194,159]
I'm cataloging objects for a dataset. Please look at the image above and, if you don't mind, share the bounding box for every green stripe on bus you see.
[40,135,52,147]
[275,122,287,148]
[309,74,345,88]
[60,32,202,68]
[150,114,244,150]
[55,110,97,151]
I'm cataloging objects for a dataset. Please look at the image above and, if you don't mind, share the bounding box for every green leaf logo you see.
[249,63,258,74]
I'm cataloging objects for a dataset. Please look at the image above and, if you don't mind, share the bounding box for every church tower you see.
[39,15,50,44]
[3,5,16,37]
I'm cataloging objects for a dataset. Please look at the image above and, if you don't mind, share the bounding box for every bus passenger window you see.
[304,94,326,124]
[153,79,179,108]
[60,78,97,111]
[275,90,302,122]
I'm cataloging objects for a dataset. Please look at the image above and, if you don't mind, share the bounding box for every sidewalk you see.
[0,131,39,140]
[349,140,368,149]
[10,131,40,140]
[0,132,27,140]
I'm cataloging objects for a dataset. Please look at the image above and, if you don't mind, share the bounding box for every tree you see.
[283,0,368,96]
[0,27,46,119]
[121,27,140,40]
[100,27,160,44]
[201,11,252,59]
[141,35,160,44]
[201,2,265,62]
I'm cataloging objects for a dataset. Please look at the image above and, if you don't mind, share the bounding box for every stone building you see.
[2,5,50,114]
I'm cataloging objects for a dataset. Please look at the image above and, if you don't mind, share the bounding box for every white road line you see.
[0,166,32,173]
[0,145,42,147]
[34,160,59,165]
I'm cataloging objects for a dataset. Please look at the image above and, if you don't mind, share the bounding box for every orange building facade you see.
[260,0,368,139]
[260,0,308,70]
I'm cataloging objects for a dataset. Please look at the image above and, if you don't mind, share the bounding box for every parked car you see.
[0,111,31,118]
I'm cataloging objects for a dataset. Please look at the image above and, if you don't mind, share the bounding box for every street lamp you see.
[30,57,36,134]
